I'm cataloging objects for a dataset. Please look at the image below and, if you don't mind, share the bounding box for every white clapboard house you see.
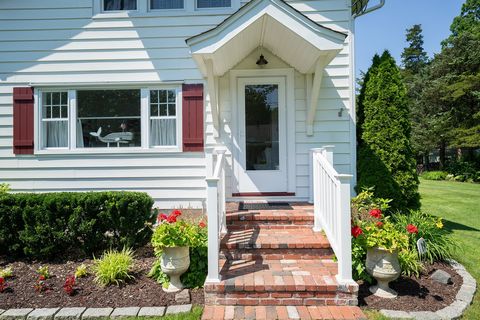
[0,0,383,307]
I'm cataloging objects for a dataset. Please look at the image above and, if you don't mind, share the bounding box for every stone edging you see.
[0,305,193,320]
[380,260,477,320]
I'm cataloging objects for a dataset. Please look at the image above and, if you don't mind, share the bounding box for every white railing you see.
[311,147,354,285]
[205,147,227,282]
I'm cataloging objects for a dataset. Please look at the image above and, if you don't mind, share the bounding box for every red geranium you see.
[406,224,419,234]
[157,213,168,223]
[0,277,6,293]
[63,275,76,296]
[369,209,382,219]
[351,225,363,238]
[167,214,177,223]
[172,210,182,217]
[376,221,384,228]
[199,221,206,228]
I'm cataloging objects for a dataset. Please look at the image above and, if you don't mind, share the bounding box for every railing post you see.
[215,148,227,235]
[206,176,220,283]
[311,148,324,232]
[335,174,354,285]
[322,145,334,166]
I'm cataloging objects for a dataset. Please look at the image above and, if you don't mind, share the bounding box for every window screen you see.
[104,0,137,11]
[151,0,184,9]
[197,0,231,8]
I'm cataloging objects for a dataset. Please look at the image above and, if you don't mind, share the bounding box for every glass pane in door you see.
[245,84,279,171]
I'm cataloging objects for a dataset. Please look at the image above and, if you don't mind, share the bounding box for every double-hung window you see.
[41,91,69,149]
[197,0,231,8]
[150,0,184,9]
[37,87,181,152]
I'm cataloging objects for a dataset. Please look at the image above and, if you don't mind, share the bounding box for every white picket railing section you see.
[205,147,227,282]
[311,147,354,285]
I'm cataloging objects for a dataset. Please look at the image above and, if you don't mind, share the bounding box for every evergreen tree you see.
[357,51,420,211]
[401,25,429,74]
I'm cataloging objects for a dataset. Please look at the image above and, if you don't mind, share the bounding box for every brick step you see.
[226,209,314,225]
[220,248,334,261]
[227,222,313,230]
[204,260,358,306]
[220,228,330,250]
[202,305,367,320]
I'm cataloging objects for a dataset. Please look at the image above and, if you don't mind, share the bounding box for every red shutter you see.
[182,84,204,152]
[13,87,35,155]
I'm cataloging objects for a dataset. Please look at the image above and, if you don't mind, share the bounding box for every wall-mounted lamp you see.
[338,107,344,117]
[256,54,268,67]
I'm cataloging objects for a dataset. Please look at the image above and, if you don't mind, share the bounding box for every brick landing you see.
[202,305,367,320]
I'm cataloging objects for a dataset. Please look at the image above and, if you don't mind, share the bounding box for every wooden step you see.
[202,305,367,320]
[204,259,358,306]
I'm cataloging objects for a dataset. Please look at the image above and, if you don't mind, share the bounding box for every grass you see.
[419,179,480,320]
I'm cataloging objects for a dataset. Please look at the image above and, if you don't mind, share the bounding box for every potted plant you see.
[352,208,408,298]
[151,210,196,292]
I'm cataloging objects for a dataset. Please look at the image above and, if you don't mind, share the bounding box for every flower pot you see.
[160,246,190,293]
[366,247,401,298]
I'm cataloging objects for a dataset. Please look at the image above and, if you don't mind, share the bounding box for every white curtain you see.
[76,119,84,148]
[150,118,176,146]
[45,121,68,148]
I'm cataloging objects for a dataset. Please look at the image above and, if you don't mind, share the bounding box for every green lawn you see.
[419,179,480,319]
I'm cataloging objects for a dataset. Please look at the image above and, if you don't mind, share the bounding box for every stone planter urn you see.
[160,246,190,293]
[366,247,401,298]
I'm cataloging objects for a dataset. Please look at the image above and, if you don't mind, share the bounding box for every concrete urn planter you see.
[366,247,401,298]
[160,246,190,293]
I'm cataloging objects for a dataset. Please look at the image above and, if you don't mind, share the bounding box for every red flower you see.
[172,210,182,217]
[199,221,206,228]
[157,213,168,222]
[376,221,384,228]
[351,225,363,238]
[369,209,382,219]
[63,275,76,296]
[39,275,46,281]
[0,277,6,293]
[406,224,419,234]
[167,215,177,223]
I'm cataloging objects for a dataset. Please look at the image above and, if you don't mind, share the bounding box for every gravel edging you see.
[0,305,192,320]
[379,260,476,320]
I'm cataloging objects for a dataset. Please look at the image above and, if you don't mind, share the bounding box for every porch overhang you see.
[186,0,347,136]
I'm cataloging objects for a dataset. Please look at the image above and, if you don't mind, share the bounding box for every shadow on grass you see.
[443,219,480,232]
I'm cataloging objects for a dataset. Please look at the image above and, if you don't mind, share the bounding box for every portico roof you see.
[186,0,347,76]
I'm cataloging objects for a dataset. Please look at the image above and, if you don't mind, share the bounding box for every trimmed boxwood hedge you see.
[0,191,155,259]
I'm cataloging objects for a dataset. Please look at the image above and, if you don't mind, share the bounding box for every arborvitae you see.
[357,51,420,211]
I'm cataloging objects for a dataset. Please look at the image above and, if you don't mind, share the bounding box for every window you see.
[150,89,177,146]
[41,92,69,148]
[197,0,231,8]
[77,90,141,148]
[104,0,137,11]
[151,0,184,9]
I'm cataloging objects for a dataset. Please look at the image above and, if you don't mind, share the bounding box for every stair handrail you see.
[311,147,354,285]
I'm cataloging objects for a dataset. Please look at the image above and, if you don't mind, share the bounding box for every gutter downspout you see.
[353,0,385,18]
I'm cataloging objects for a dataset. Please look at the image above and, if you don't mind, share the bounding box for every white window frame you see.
[35,86,182,155]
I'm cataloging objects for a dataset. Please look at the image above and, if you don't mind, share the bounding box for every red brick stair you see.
[204,203,361,319]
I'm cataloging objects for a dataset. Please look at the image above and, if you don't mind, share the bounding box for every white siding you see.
[0,0,353,205]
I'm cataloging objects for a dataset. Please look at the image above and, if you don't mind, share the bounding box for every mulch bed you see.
[0,245,204,309]
[359,261,462,312]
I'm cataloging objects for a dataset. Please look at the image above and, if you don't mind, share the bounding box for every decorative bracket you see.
[306,58,328,136]
[205,58,220,138]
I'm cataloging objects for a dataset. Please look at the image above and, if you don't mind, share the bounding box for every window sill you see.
[92,7,236,19]
[34,147,183,156]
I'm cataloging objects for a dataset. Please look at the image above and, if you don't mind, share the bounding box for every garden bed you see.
[359,261,462,312]
[0,245,204,309]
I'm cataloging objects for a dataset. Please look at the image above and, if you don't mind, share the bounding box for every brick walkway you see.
[204,203,364,319]
[202,305,367,319]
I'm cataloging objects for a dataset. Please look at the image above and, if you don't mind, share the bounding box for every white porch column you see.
[206,176,220,283]
[311,148,324,232]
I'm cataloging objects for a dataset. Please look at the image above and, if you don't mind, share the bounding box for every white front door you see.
[234,77,288,193]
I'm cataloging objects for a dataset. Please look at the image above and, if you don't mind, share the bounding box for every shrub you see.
[357,51,420,211]
[93,247,134,286]
[420,171,448,180]
[392,210,456,264]
[0,191,154,259]
[0,183,9,194]
[149,210,208,289]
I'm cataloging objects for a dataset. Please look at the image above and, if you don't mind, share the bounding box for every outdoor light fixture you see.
[338,107,344,117]
[256,54,268,66]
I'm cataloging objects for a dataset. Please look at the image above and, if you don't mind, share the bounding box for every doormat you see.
[239,202,293,211]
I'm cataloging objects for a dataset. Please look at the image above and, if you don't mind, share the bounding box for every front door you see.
[234,77,287,193]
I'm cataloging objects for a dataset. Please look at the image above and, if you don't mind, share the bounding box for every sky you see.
[355,0,464,77]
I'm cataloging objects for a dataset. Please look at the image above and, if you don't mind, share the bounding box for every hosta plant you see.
[93,247,134,286]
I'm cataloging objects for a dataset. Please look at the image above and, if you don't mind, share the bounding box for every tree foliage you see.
[401,24,429,74]
[357,51,420,211]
